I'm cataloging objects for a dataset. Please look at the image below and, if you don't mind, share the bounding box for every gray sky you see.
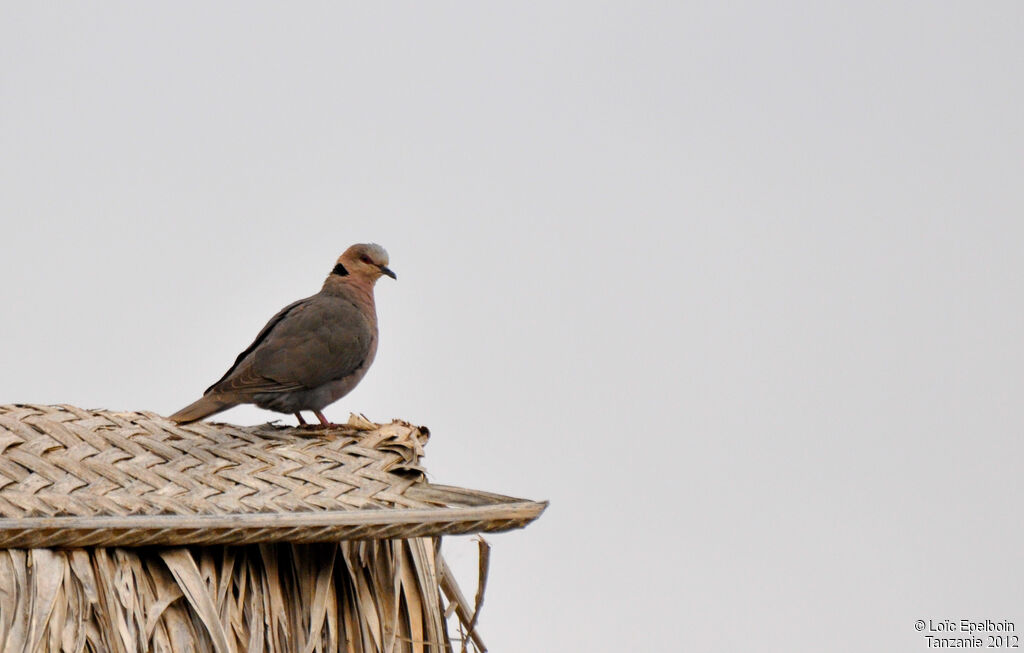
[2,2,1022,650]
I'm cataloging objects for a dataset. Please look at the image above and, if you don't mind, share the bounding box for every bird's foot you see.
[294,412,335,425]
[303,423,341,431]
[292,411,340,430]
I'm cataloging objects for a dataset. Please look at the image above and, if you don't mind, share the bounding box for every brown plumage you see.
[170,243,396,425]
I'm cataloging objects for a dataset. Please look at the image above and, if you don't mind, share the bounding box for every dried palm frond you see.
[0,538,488,652]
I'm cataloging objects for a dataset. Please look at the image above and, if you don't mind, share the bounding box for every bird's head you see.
[332,243,396,283]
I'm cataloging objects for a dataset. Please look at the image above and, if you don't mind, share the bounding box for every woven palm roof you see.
[0,404,545,548]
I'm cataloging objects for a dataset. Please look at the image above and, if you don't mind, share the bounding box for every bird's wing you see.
[254,296,374,388]
[208,295,374,397]
[204,296,313,396]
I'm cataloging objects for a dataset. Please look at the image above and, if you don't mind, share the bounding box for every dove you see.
[169,243,396,426]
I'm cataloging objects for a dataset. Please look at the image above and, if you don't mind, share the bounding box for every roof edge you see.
[0,500,548,548]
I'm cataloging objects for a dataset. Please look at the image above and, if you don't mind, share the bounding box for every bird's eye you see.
[360,255,372,264]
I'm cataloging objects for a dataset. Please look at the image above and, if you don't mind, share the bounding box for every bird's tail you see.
[168,395,235,424]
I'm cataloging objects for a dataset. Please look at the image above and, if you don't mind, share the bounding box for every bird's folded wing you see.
[254,297,373,388]
[205,296,312,394]
[206,295,373,397]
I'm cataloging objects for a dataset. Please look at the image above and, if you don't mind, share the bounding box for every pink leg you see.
[295,413,307,425]
[314,410,331,426]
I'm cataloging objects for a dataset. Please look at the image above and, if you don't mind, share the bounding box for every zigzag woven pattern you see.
[0,404,545,547]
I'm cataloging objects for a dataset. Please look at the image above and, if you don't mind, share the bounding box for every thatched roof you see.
[0,404,545,548]
[0,404,546,652]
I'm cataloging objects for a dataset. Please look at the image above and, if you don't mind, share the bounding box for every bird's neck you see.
[321,275,377,314]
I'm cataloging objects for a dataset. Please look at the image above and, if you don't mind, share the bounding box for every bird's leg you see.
[314,410,332,427]
[299,410,335,431]
[295,412,308,426]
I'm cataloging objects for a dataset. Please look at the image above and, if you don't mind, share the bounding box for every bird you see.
[169,243,396,426]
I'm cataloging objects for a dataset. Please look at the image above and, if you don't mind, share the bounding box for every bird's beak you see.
[380,265,397,279]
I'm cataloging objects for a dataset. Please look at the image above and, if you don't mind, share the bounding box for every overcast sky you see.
[2,2,1022,651]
